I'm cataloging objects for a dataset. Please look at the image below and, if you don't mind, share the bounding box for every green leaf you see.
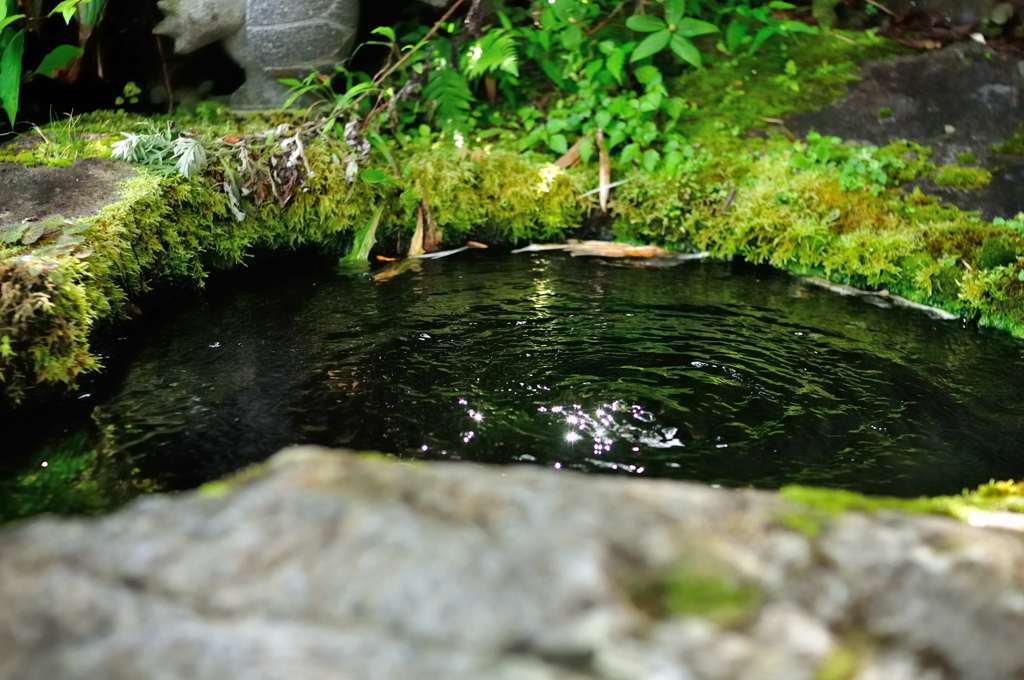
[0,13,24,32]
[579,137,594,163]
[634,64,662,85]
[677,18,719,38]
[0,223,26,244]
[630,30,671,62]
[625,14,666,33]
[642,149,660,171]
[48,0,80,24]
[621,142,641,164]
[670,34,701,67]
[594,110,612,129]
[606,47,626,84]
[665,0,686,24]
[21,222,45,245]
[0,29,24,126]
[34,45,83,78]
[768,1,796,8]
[549,133,568,154]
[725,20,748,52]
[662,96,685,121]
[560,24,583,49]
[423,68,473,124]
[371,26,396,42]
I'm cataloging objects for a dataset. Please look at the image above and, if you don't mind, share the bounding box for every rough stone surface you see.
[155,0,360,109]
[0,159,134,227]
[2,446,1024,680]
[788,43,1024,218]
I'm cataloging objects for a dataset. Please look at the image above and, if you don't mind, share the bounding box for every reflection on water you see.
[4,253,1024,519]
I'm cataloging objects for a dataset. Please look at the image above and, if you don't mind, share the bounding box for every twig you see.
[155,35,175,114]
[586,3,627,37]
[371,0,467,87]
[864,0,896,17]
[581,177,633,197]
[719,187,736,215]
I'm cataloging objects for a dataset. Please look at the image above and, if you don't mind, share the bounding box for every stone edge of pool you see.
[1,445,1023,680]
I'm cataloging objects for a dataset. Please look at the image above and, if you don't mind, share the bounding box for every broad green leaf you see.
[371,26,396,42]
[630,30,671,62]
[21,222,45,245]
[642,149,660,171]
[579,137,594,163]
[768,1,796,8]
[725,19,748,52]
[76,0,104,28]
[594,110,612,129]
[748,26,775,54]
[560,24,583,49]
[634,64,662,85]
[0,13,24,32]
[548,133,568,155]
[49,0,81,24]
[0,223,26,244]
[621,142,641,164]
[0,28,24,126]
[625,14,666,33]
[665,0,686,24]
[677,18,718,38]
[670,33,701,67]
[662,96,685,121]
[34,44,83,78]
[605,48,626,84]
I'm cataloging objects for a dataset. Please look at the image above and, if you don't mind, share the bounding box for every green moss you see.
[816,640,870,680]
[633,566,762,626]
[0,114,586,402]
[992,122,1024,155]
[662,570,761,625]
[957,151,977,164]
[933,164,992,190]
[878,106,893,119]
[671,31,902,146]
[781,479,1024,522]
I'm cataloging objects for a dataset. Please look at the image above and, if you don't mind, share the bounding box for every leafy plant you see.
[625,0,718,67]
[0,0,106,126]
[111,124,207,178]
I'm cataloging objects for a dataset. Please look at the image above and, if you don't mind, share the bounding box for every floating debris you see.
[802,276,958,320]
[513,240,710,262]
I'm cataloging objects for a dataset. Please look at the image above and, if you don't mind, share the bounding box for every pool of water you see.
[4,252,1024,519]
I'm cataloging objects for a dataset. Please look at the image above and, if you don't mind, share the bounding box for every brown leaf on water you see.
[466,241,489,249]
[555,138,582,169]
[596,130,611,213]
[375,255,398,262]
[565,240,673,258]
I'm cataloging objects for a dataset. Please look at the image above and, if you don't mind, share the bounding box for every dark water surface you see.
[4,253,1024,519]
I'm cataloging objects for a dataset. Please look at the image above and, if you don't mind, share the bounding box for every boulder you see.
[2,446,1023,679]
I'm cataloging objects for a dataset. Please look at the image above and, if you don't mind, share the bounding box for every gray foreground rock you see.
[2,447,1024,680]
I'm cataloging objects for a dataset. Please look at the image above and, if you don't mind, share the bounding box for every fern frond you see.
[463,29,519,80]
[423,67,474,125]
